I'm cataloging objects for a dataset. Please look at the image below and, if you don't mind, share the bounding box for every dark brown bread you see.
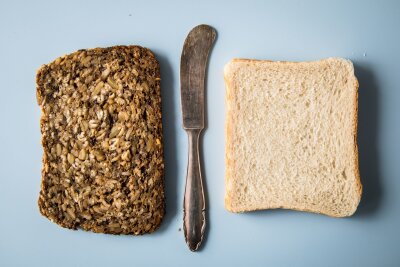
[36,46,165,234]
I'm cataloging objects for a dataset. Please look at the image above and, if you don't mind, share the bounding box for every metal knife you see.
[180,24,216,252]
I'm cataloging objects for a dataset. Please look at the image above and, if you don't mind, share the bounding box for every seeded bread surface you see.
[36,46,165,234]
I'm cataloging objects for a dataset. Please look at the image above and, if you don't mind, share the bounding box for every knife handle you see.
[183,128,205,252]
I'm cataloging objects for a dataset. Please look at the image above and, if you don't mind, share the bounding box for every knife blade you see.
[181,24,216,129]
[180,24,216,251]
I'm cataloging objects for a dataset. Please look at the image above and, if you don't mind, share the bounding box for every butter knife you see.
[180,24,216,252]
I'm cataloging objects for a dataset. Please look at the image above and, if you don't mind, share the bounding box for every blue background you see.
[0,0,399,266]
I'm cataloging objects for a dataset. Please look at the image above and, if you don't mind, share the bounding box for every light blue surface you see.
[0,0,399,266]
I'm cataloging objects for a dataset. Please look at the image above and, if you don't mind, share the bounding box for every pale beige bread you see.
[224,58,362,217]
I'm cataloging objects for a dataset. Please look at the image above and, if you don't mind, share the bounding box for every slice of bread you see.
[36,46,165,234]
[224,58,362,217]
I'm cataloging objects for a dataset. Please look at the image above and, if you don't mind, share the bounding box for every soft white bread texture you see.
[224,58,362,217]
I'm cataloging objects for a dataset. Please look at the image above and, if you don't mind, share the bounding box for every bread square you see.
[224,58,362,217]
[36,46,165,234]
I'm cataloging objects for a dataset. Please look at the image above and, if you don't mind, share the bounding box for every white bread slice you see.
[224,58,362,217]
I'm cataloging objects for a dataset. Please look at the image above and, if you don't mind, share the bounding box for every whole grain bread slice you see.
[37,46,165,234]
[224,58,362,217]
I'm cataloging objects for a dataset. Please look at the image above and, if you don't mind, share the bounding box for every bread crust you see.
[224,58,362,217]
[224,62,234,211]
[352,72,363,209]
